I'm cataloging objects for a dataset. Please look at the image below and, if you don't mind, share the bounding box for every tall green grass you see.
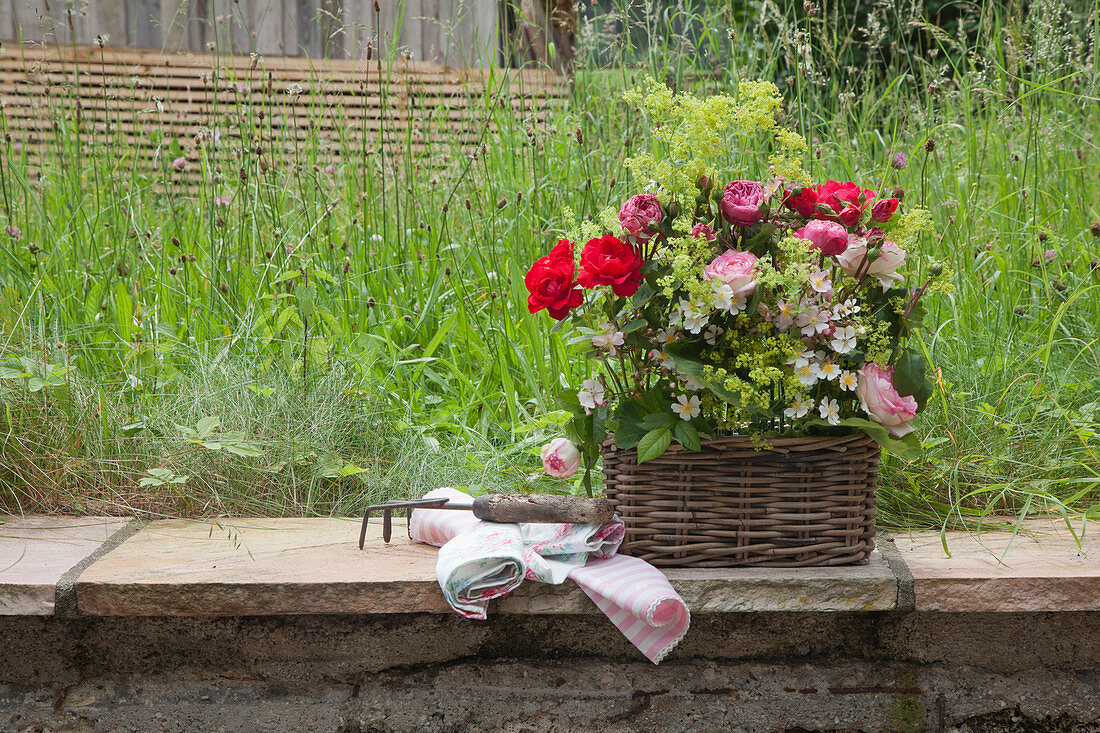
[1,0,1098,527]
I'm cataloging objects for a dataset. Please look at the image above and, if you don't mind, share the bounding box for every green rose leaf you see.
[636,427,672,463]
[641,411,676,430]
[805,417,922,460]
[893,350,934,411]
[665,348,743,407]
[672,420,701,451]
[613,399,649,449]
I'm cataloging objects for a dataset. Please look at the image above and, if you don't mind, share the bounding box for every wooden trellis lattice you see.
[0,44,568,191]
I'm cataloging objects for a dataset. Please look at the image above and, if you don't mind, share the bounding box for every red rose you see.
[836,203,863,227]
[525,240,583,320]
[577,235,644,297]
[815,180,875,225]
[783,187,818,218]
[870,198,899,222]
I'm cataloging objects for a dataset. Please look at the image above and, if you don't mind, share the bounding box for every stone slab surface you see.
[892,517,1100,611]
[0,516,129,615]
[77,518,897,616]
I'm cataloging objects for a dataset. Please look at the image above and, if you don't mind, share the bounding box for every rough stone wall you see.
[2,612,1100,732]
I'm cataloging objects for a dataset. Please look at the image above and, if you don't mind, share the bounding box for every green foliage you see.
[0,0,1098,529]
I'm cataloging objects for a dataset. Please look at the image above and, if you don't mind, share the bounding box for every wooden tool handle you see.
[471,494,615,524]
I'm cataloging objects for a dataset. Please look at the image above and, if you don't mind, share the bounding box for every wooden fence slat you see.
[0,1,515,66]
[0,2,13,41]
[129,0,161,48]
[0,42,565,191]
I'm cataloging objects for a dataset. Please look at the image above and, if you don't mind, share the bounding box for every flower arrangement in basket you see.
[526,80,947,566]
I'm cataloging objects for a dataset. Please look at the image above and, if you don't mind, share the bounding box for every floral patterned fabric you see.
[409,487,690,663]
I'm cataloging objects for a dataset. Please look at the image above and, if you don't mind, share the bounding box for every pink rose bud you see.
[619,194,663,242]
[871,198,899,222]
[702,249,759,296]
[719,180,765,227]
[540,438,582,478]
[856,363,918,437]
[836,237,906,289]
[691,223,716,241]
[794,219,849,256]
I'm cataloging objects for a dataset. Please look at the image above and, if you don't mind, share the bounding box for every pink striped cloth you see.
[568,554,690,664]
[408,488,690,664]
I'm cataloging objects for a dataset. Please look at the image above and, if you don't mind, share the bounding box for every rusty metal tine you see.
[359,498,451,549]
[358,506,371,550]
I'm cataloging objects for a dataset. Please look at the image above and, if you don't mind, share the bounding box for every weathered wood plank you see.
[128,0,162,48]
[420,0,439,63]
[0,1,14,41]
[471,0,497,67]
[0,41,566,190]
[318,0,345,58]
[296,0,316,57]
[396,0,420,61]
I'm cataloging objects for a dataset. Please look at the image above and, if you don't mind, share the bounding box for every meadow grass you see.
[0,0,1098,529]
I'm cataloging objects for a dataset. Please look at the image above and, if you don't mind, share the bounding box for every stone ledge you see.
[0,516,130,615]
[74,518,898,615]
[4,515,1098,619]
[891,518,1100,612]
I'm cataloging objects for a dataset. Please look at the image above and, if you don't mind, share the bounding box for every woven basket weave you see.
[601,432,880,567]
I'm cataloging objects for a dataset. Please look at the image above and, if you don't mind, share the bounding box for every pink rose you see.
[702,250,758,296]
[835,237,906,290]
[540,438,582,478]
[719,181,765,227]
[691,223,716,241]
[619,194,663,242]
[870,198,899,223]
[856,364,918,438]
[794,219,849,256]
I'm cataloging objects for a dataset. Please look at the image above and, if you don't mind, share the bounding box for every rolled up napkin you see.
[409,487,624,617]
[409,487,690,663]
[434,521,526,619]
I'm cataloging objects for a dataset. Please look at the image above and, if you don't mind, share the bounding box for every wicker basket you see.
[601,432,880,567]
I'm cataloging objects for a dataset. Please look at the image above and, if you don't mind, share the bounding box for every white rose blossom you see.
[839,370,859,391]
[712,282,749,315]
[679,374,705,391]
[577,379,605,414]
[591,325,625,357]
[672,394,701,421]
[808,269,833,294]
[783,394,811,419]
[819,397,841,425]
[656,327,679,346]
[797,307,831,337]
[650,349,676,370]
[830,325,857,354]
